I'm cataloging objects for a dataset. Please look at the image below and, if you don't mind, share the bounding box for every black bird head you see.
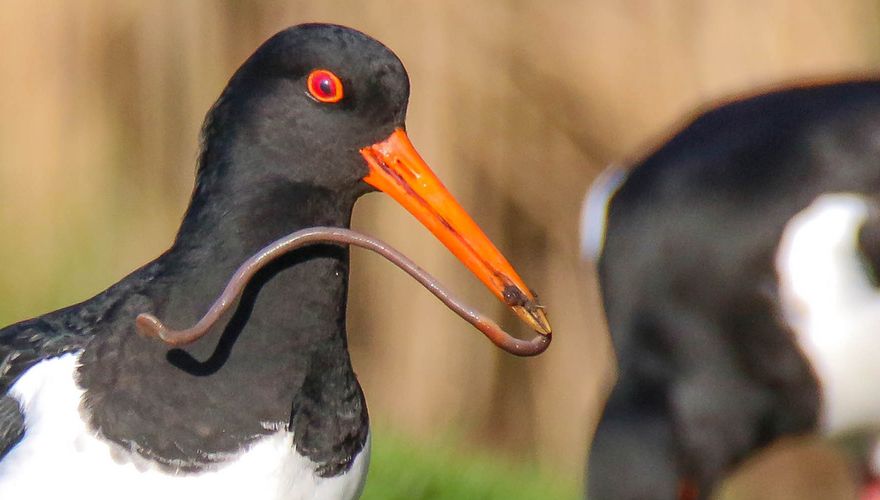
[197,24,408,193]
[183,23,550,335]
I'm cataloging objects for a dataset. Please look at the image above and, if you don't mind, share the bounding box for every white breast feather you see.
[776,193,880,437]
[0,353,370,500]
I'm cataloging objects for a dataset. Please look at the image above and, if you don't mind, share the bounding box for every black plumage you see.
[0,23,410,474]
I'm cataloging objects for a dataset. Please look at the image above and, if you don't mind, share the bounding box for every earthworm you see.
[135,226,551,357]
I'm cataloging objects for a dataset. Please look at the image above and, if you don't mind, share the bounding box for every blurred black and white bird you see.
[582,80,880,499]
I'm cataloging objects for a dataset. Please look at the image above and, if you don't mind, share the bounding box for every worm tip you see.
[135,313,163,339]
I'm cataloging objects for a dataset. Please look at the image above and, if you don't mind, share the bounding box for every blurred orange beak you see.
[360,128,551,335]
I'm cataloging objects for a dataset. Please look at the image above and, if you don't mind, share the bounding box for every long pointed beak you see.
[360,128,551,335]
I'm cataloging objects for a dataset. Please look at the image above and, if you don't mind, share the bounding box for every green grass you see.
[362,431,580,500]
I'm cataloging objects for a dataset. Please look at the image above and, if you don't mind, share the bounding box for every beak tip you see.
[513,305,552,335]
[533,309,552,336]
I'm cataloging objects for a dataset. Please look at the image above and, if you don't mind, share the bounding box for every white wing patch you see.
[776,193,880,436]
[580,166,628,262]
[0,353,370,500]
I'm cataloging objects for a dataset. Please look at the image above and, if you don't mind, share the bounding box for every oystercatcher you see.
[0,23,550,499]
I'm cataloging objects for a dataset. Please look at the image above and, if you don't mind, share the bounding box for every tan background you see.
[1,1,879,497]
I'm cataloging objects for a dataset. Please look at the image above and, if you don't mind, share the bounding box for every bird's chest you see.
[0,353,370,500]
[776,194,880,435]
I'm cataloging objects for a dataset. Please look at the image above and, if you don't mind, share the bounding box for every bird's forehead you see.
[267,25,405,79]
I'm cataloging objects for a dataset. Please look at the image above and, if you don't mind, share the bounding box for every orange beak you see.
[360,128,551,335]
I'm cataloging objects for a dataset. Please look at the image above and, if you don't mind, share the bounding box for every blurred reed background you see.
[1,1,879,498]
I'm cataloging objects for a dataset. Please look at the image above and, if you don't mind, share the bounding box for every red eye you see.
[307,69,344,103]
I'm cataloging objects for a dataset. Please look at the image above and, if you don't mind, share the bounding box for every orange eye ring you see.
[307,69,344,103]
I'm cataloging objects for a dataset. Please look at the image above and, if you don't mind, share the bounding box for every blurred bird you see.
[582,80,880,499]
[0,24,550,499]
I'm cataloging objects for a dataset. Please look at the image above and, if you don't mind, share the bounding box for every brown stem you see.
[135,226,551,357]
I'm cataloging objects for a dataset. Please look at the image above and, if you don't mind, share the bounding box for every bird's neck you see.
[76,180,369,473]
[158,179,359,348]
[152,177,361,381]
